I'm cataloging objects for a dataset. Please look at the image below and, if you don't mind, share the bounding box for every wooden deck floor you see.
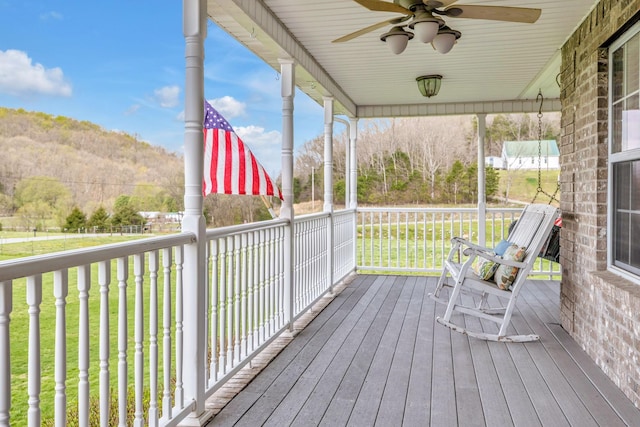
[206,275,640,426]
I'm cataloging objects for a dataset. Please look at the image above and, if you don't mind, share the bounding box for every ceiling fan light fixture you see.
[432,26,461,54]
[408,17,440,44]
[380,26,414,54]
[416,74,442,98]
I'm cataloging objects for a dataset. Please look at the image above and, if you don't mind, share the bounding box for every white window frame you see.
[608,20,640,283]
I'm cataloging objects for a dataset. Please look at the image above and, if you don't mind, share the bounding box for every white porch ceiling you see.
[207,0,597,118]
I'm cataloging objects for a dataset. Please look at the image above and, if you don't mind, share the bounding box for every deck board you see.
[206,275,640,427]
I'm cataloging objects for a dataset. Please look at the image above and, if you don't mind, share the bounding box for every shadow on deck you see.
[205,275,640,426]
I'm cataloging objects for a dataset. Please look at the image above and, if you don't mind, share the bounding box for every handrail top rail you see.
[0,232,196,282]
[293,211,331,222]
[357,207,524,214]
[205,218,288,239]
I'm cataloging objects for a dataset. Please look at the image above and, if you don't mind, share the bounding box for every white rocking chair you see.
[430,204,561,342]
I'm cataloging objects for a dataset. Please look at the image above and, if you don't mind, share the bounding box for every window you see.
[609,23,640,278]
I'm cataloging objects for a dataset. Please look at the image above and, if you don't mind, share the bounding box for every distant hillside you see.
[0,107,184,213]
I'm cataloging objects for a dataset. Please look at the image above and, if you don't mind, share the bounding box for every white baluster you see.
[247,233,255,354]
[54,269,68,427]
[0,280,12,427]
[161,248,173,419]
[268,228,278,336]
[233,234,241,364]
[226,237,234,369]
[218,238,227,373]
[117,257,128,427]
[27,274,42,426]
[148,250,159,427]
[78,265,90,427]
[98,260,111,427]
[258,230,266,343]
[174,245,184,407]
[133,253,145,427]
[240,234,248,359]
[209,240,219,383]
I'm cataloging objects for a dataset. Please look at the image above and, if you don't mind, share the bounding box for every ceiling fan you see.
[333,0,542,55]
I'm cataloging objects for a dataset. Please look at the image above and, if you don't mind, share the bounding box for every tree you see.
[446,161,466,204]
[64,207,87,232]
[14,176,72,211]
[87,206,110,232]
[485,167,500,199]
[110,196,143,227]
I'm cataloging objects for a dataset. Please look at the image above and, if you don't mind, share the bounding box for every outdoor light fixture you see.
[416,75,442,98]
[381,18,460,55]
[432,25,461,54]
[408,12,443,44]
[380,26,414,55]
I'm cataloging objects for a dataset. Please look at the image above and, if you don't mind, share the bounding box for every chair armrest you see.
[450,237,494,256]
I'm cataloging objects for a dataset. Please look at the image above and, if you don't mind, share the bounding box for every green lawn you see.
[497,169,560,205]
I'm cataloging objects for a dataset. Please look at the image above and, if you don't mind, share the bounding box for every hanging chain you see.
[531,90,560,204]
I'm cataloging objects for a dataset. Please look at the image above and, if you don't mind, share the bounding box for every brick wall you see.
[559,0,640,408]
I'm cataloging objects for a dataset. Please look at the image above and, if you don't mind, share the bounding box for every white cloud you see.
[0,49,72,97]
[125,104,141,115]
[235,125,282,175]
[154,85,180,108]
[40,11,63,21]
[209,96,245,118]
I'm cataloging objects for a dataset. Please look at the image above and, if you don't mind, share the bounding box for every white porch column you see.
[349,117,358,210]
[323,97,334,213]
[279,58,295,332]
[334,117,350,207]
[182,0,210,423]
[323,97,334,292]
[477,113,487,246]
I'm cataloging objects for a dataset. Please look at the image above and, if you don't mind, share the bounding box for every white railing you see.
[0,233,197,427]
[204,220,289,394]
[0,206,558,426]
[356,207,561,278]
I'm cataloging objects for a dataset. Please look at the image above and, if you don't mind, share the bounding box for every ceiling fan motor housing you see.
[397,0,439,11]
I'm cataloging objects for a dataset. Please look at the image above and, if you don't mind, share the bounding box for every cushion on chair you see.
[472,254,499,280]
[493,239,511,256]
[493,245,527,290]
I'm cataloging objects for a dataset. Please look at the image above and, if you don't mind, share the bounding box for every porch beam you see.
[356,98,562,118]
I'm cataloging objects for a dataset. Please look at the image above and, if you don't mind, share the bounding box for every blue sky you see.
[0,1,326,175]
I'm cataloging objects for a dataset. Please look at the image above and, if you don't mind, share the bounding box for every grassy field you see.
[497,169,560,205]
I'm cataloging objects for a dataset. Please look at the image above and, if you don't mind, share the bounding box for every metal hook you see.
[536,89,544,115]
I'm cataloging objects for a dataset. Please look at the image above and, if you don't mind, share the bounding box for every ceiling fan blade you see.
[353,0,410,14]
[332,18,400,43]
[447,5,541,23]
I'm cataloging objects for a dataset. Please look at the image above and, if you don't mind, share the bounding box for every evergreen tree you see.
[87,206,110,232]
[64,207,87,232]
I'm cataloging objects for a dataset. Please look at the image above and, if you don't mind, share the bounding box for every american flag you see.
[202,100,283,200]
